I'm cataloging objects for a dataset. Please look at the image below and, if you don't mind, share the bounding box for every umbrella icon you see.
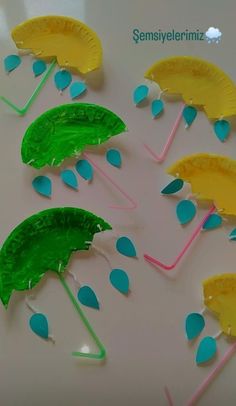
[0,207,112,359]
[165,273,236,406]
[21,103,137,210]
[1,16,102,115]
[135,56,236,162]
[144,153,236,271]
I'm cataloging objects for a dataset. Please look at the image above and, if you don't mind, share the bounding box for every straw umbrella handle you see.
[144,206,216,271]
[0,60,56,115]
[58,273,106,360]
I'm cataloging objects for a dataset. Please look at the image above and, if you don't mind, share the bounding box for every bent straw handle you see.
[144,206,216,271]
[83,153,137,210]
[0,60,56,115]
[143,104,185,163]
[58,273,106,360]
[186,342,236,406]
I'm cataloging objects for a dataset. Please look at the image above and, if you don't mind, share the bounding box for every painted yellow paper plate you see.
[203,274,236,337]
[11,16,102,74]
[145,56,236,119]
[168,153,236,216]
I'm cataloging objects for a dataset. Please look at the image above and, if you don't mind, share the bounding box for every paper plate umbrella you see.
[22,103,136,209]
[166,274,236,406]
[133,56,236,162]
[1,16,103,115]
[0,207,112,359]
[144,153,236,271]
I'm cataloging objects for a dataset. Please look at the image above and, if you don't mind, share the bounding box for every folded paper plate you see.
[12,16,102,74]
[145,56,236,119]
[168,153,236,216]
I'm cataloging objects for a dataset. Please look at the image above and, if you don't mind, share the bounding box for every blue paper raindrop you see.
[75,159,93,181]
[77,286,100,309]
[183,105,197,127]
[196,336,217,365]
[176,200,196,225]
[106,149,122,168]
[116,236,137,257]
[133,84,149,105]
[202,214,222,230]
[151,99,164,118]
[4,54,21,73]
[54,69,72,91]
[70,82,87,99]
[161,178,184,195]
[109,269,129,294]
[214,120,231,142]
[60,169,78,190]
[29,313,49,339]
[32,176,52,198]
[32,60,47,77]
[185,313,205,340]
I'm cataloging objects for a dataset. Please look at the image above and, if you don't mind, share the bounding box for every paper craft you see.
[11,16,102,74]
[176,200,196,225]
[144,153,236,271]
[54,69,72,92]
[32,175,52,197]
[60,169,78,190]
[151,99,164,118]
[22,103,136,210]
[1,16,102,115]
[116,236,137,257]
[70,82,87,99]
[106,149,122,168]
[29,313,49,339]
[136,56,236,163]
[109,269,129,294]
[75,159,93,181]
[0,207,111,360]
[133,84,149,105]
[32,60,47,77]
[4,54,21,73]
[77,286,100,310]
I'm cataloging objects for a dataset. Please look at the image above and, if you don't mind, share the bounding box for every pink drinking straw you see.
[143,104,185,163]
[164,341,236,406]
[83,153,137,210]
[186,342,236,406]
[144,206,216,271]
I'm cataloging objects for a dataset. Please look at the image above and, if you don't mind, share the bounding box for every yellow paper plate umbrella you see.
[144,153,236,271]
[134,56,236,162]
[12,15,102,74]
[165,273,236,405]
[1,16,103,115]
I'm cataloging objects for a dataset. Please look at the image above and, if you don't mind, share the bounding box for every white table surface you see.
[0,0,236,405]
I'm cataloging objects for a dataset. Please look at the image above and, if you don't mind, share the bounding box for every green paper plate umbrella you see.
[21,103,136,209]
[0,207,112,359]
[21,103,126,168]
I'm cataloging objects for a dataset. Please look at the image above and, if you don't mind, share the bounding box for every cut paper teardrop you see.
[109,269,129,294]
[32,60,47,77]
[183,105,197,127]
[229,228,236,240]
[151,99,164,118]
[75,159,93,181]
[60,169,78,190]
[133,84,149,105]
[185,313,205,340]
[4,54,21,73]
[29,313,49,339]
[77,286,100,309]
[202,214,222,230]
[106,149,122,168]
[161,178,184,195]
[70,82,87,99]
[54,70,72,91]
[214,120,231,142]
[116,236,137,257]
[32,176,52,197]
[176,199,196,225]
[196,336,217,365]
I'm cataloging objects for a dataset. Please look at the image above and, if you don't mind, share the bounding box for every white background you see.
[0,1,236,405]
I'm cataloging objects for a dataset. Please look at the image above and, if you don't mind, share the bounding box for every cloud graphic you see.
[205,27,222,43]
